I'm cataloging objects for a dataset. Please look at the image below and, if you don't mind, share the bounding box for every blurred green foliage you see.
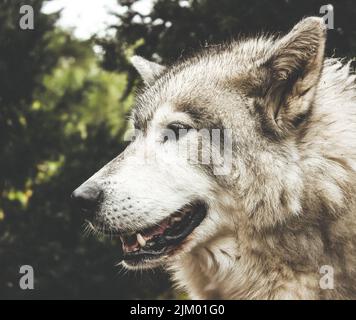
[0,0,172,299]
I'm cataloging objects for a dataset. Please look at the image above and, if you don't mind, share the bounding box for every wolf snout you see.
[71,181,103,212]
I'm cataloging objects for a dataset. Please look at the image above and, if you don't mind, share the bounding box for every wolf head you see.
[72,17,327,269]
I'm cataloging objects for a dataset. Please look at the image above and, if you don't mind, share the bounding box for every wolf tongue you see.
[120,233,140,252]
[122,215,177,252]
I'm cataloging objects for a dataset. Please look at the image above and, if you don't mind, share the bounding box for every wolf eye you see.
[164,122,191,143]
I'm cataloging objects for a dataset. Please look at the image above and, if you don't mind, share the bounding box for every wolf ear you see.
[131,55,166,85]
[257,17,326,137]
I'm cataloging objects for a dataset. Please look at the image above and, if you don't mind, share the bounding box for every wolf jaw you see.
[120,200,207,267]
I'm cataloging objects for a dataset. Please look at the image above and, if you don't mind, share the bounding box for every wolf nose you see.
[71,182,102,211]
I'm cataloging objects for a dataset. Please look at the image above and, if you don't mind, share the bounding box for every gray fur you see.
[78,17,356,299]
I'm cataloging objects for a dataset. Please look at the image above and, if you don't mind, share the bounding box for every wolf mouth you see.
[120,201,207,265]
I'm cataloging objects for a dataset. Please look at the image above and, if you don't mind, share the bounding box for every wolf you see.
[72,17,356,299]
